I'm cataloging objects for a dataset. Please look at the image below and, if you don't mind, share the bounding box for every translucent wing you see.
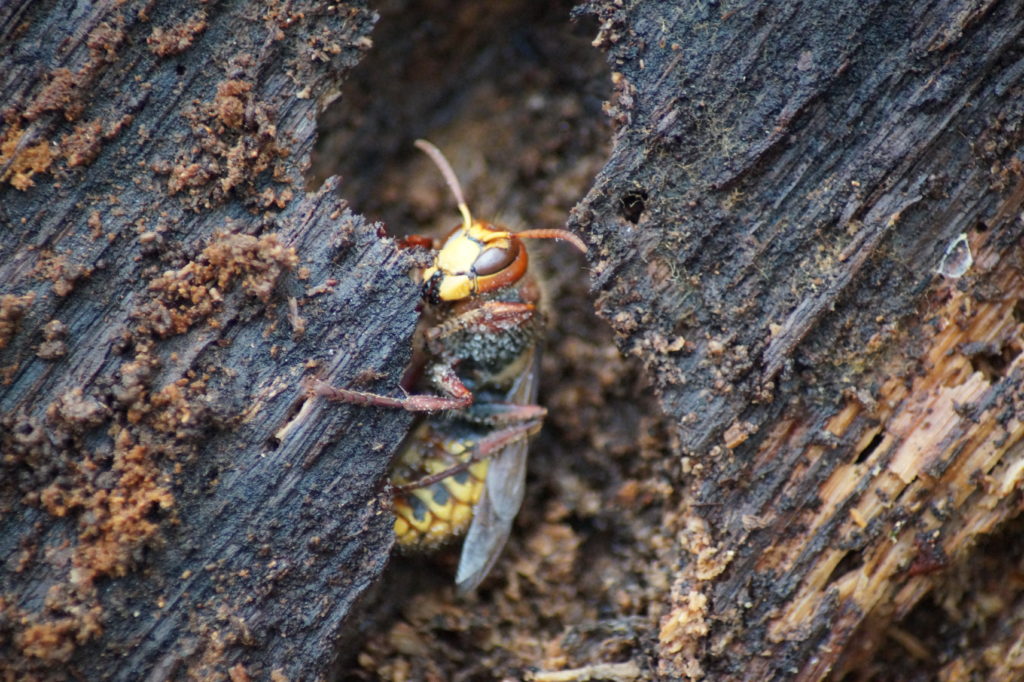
[485,349,539,521]
[455,348,540,593]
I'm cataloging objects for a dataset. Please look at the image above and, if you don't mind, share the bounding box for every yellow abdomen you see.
[391,425,489,548]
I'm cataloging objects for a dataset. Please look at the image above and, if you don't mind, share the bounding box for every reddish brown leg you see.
[464,402,547,425]
[311,363,473,412]
[389,419,543,493]
[426,301,536,350]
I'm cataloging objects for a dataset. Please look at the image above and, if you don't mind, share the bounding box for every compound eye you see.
[472,245,516,275]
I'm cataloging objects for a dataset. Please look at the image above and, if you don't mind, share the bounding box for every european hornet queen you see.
[314,140,586,591]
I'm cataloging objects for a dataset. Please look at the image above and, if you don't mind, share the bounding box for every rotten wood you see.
[572,0,1024,679]
[4,0,1024,680]
[0,1,423,680]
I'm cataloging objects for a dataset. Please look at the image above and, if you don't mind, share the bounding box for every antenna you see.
[515,228,588,253]
[414,139,587,254]
[415,139,473,230]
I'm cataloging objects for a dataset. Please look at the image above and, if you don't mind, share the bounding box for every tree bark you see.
[573,0,1024,679]
[4,0,1024,680]
[0,2,417,680]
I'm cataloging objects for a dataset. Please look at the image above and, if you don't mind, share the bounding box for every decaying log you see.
[0,2,420,680]
[572,0,1024,679]
[4,0,1024,679]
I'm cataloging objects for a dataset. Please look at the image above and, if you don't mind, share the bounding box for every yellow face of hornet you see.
[412,140,583,306]
[420,211,528,304]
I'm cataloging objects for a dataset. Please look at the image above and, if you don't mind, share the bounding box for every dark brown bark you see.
[4,0,1024,680]
[0,2,418,680]
[573,1,1024,679]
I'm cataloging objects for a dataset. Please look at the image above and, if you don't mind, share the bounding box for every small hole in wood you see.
[1013,299,1024,324]
[619,189,648,224]
[855,431,885,465]
[959,340,1012,381]
[268,393,312,450]
[824,549,864,587]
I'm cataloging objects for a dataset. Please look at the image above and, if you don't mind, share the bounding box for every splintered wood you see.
[773,230,1023,678]
[658,228,1024,681]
